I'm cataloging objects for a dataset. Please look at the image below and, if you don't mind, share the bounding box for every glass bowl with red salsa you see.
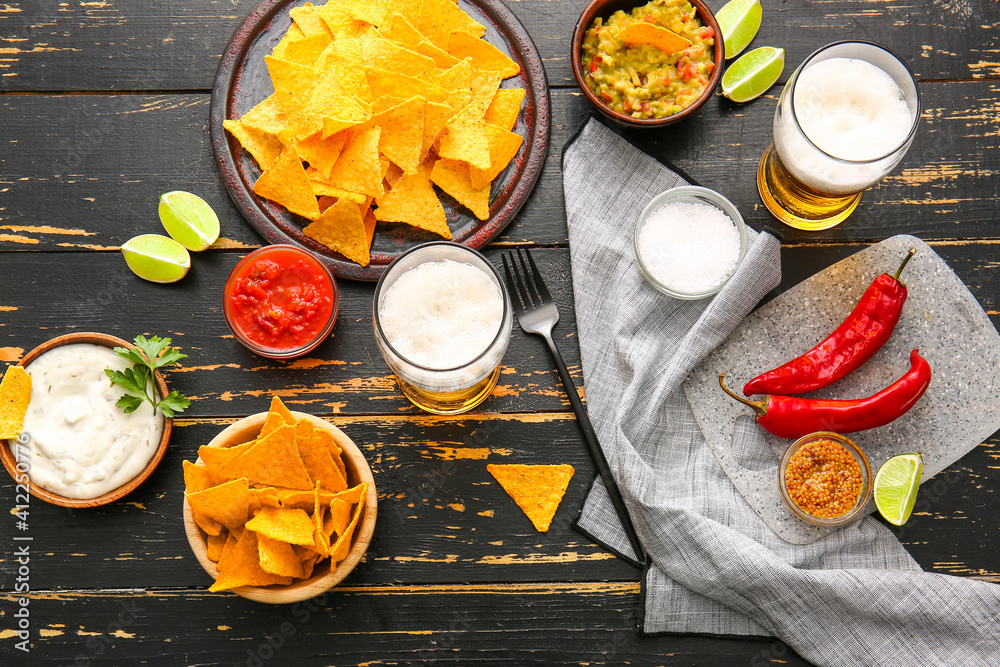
[779,432,873,528]
[224,245,338,359]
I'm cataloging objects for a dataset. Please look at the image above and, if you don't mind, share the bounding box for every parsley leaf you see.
[106,335,191,417]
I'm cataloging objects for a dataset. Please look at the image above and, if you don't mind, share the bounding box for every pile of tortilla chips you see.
[223,0,527,267]
[487,463,574,532]
[184,397,369,592]
[0,365,31,440]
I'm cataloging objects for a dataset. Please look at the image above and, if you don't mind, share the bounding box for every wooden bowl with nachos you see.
[182,398,377,603]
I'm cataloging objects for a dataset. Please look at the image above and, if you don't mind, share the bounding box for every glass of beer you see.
[757,41,921,231]
[373,242,512,415]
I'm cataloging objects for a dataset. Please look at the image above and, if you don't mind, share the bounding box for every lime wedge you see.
[716,0,762,59]
[121,234,191,284]
[874,453,923,526]
[721,46,785,103]
[158,191,220,252]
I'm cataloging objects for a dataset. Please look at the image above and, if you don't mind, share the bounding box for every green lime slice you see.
[721,46,785,103]
[158,191,220,252]
[874,452,923,526]
[716,0,762,59]
[121,234,191,284]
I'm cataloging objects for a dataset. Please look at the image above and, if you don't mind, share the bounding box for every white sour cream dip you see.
[15,343,165,499]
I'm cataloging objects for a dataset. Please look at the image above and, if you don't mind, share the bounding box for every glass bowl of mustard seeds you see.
[779,432,873,527]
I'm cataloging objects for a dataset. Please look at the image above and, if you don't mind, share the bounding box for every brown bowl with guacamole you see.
[572,0,724,128]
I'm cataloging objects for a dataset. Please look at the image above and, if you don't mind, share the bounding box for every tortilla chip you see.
[446,31,520,78]
[430,157,490,220]
[210,530,293,592]
[332,482,369,506]
[307,170,369,203]
[485,87,525,132]
[240,94,291,137]
[186,478,251,532]
[198,440,254,481]
[325,497,352,539]
[223,119,283,171]
[304,198,373,267]
[183,459,217,495]
[366,68,448,105]
[289,3,332,38]
[370,96,425,175]
[469,68,503,111]
[257,534,305,579]
[294,129,347,181]
[310,426,347,481]
[0,366,31,439]
[192,510,224,538]
[294,420,348,492]
[414,0,486,46]
[340,0,387,25]
[327,124,384,198]
[282,32,332,67]
[271,22,306,60]
[376,159,451,238]
[305,68,370,138]
[267,487,337,510]
[298,551,320,579]
[329,493,366,562]
[428,57,472,92]
[617,22,691,54]
[438,100,490,170]
[470,123,523,190]
[361,33,437,78]
[264,56,324,140]
[381,12,427,48]
[206,530,228,562]
[245,506,316,546]
[253,146,322,221]
[487,464,575,532]
[226,425,314,490]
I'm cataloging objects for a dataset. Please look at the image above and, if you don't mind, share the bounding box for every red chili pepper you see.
[720,350,931,439]
[589,57,599,74]
[744,249,916,396]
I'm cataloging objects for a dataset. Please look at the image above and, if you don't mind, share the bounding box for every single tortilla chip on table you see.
[487,464,575,532]
[0,365,31,440]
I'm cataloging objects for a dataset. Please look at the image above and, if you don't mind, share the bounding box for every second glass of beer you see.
[373,242,512,415]
[758,41,921,231]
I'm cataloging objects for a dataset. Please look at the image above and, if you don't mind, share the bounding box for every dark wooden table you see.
[1,0,998,664]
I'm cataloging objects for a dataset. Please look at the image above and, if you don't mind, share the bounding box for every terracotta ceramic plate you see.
[210,0,551,281]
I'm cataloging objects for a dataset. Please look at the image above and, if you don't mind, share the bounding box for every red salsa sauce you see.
[225,246,336,354]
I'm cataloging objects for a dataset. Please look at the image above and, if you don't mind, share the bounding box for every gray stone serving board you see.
[684,235,1000,544]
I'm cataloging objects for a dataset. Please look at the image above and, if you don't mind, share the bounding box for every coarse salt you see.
[637,200,741,294]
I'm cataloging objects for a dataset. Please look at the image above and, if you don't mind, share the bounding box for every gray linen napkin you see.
[565,118,1000,664]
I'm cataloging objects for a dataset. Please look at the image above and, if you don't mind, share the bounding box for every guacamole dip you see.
[581,0,715,119]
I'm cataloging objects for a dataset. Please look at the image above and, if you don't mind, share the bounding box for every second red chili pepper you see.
[744,249,916,397]
[721,349,932,440]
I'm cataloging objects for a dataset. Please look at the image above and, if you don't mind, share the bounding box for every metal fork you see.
[501,248,646,566]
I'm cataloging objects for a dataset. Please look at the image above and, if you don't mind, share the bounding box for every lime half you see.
[716,0,762,60]
[121,234,191,283]
[721,46,785,103]
[874,453,923,526]
[158,191,220,252]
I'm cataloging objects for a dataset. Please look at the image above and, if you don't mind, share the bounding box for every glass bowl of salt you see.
[634,186,748,300]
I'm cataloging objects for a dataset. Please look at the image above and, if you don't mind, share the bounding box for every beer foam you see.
[794,58,912,161]
[379,259,504,370]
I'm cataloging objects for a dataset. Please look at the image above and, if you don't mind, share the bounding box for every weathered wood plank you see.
[0,0,996,91]
[0,415,997,590]
[1,242,999,415]
[0,248,586,414]
[0,586,811,665]
[2,82,1000,251]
